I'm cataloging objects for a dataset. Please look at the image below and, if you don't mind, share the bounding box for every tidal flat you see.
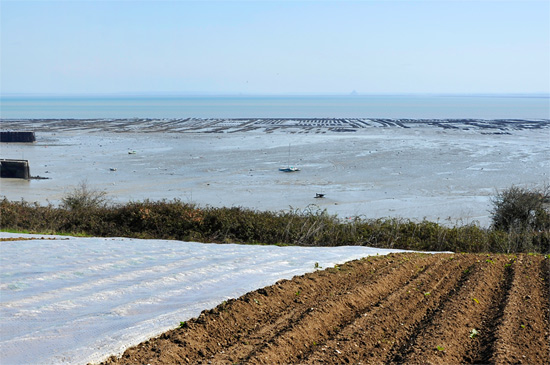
[1,118,548,227]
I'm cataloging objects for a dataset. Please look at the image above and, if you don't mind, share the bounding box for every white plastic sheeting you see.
[0,233,414,364]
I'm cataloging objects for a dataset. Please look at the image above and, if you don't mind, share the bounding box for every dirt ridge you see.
[101,253,550,364]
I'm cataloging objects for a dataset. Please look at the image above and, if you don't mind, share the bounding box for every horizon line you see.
[2,91,549,98]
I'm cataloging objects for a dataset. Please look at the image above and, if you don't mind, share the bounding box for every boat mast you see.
[287,143,291,168]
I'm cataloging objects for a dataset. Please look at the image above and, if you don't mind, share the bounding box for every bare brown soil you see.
[102,253,549,364]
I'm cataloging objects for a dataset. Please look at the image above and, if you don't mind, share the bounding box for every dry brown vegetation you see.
[2,188,549,253]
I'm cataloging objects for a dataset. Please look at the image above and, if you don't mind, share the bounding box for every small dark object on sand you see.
[315,193,325,198]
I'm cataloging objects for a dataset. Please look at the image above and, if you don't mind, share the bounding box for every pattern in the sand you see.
[1,118,549,134]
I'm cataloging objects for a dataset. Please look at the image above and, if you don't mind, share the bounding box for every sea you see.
[1,94,549,120]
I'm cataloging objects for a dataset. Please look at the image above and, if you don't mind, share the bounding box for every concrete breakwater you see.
[0,131,36,143]
[0,159,30,179]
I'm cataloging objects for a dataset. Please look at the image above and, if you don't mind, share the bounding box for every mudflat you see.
[1,118,549,226]
[102,252,550,364]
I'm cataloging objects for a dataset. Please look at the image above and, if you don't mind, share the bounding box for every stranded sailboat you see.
[279,166,300,172]
[279,144,300,172]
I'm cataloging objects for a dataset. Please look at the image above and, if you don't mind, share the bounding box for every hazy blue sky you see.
[1,0,549,95]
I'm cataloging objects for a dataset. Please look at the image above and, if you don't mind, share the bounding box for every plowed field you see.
[102,253,549,364]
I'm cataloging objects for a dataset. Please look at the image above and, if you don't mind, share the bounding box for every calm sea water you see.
[1,95,548,119]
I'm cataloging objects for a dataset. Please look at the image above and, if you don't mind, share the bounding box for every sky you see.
[1,0,549,96]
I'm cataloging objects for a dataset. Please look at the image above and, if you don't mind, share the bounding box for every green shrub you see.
[490,185,550,232]
[1,187,549,253]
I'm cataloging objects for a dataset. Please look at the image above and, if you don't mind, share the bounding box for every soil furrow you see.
[490,255,550,364]
[101,254,550,365]
[466,256,515,364]
[213,254,436,364]
[304,254,475,364]
[241,254,444,364]
[387,257,479,364]
[398,255,509,364]
[104,253,428,364]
